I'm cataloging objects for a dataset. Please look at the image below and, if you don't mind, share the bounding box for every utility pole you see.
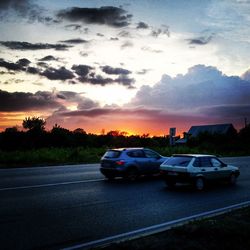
[169,127,176,146]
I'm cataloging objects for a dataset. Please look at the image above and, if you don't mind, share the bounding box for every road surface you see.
[0,156,249,250]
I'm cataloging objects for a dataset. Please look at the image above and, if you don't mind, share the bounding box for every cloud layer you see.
[0,58,135,88]
[129,64,250,125]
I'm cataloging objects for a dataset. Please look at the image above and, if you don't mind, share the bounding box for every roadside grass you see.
[0,146,249,168]
[102,206,250,250]
[0,147,106,167]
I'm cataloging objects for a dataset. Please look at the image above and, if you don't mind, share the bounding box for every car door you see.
[143,149,161,174]
[210,157,231,179]
[198,157,215,180]
[129,150,150,173]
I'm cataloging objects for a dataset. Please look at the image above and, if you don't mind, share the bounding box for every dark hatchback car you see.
[100,148,168,180]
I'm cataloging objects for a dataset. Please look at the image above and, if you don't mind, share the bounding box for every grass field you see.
[0,146,249,168]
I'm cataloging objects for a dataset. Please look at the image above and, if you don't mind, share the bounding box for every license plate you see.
[103,163,110,167]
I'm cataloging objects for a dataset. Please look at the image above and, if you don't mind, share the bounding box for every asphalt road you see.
[0,156,250,250]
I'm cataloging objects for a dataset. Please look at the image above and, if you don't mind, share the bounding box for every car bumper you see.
[100,167,125,177]
[160,170,193,183]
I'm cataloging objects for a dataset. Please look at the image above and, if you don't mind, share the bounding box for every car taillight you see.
[116,160,125,166]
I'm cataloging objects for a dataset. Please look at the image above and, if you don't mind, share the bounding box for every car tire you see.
[165,179,176,189]
[125,168,139,181]
[105,174,115,181]
[195,177,205,191]
[229,173,237,185]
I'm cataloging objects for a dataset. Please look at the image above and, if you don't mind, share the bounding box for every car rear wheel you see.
[165,179,176,189]
[229,173,237,185]
[105,174,115,180]
[125,168,139,181]
[195,177,205,191]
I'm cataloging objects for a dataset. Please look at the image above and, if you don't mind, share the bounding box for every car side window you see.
[127,150,145,158]
[193,158,200,167]
[211,158,222,167]
[200,157,213,167]
[144,150,159,158]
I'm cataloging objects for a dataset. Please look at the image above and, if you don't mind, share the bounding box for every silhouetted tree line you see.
[0,117,170,151]
[0,117,249,153]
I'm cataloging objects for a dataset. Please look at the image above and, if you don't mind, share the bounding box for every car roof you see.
[172,154,216,158]
[108,147,145,151]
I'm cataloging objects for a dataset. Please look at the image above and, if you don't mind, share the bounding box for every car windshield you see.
[103,150,121,158]
[165,156,192,167]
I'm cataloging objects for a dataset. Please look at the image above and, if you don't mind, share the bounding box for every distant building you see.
[176,123,236,144]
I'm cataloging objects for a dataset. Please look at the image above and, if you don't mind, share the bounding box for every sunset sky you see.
[1,0,250,136]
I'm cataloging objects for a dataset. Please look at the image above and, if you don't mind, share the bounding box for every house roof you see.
[188,123,235,137]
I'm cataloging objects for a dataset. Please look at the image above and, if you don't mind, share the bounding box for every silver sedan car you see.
[160,154,240,190]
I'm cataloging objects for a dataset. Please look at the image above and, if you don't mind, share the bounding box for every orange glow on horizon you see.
[0,113,185,136]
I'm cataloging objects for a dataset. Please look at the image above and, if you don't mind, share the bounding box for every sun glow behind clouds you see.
[0,0,250,134]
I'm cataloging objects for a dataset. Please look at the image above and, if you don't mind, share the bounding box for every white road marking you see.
[0,178,105,191]
[63,200,250,250]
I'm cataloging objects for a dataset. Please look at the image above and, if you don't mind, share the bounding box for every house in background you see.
[175,123,236,144]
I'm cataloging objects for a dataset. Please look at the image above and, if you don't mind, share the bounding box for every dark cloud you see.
[37,62,49,68]
[110,37,119,41]
[0,0,54,24]
[72,64,93,77]
[27,66,40,74]
[64,24,82,31]
[116,75,135,88]
[77,98,100,110]
[59,38,89,44]
[0,89,62,112]
[0,58,41,74]
[136,21,149,29]
[53,91,100,110]
[57,6,132,27]
[0,41,71,50]
[59,107,196,124]
[38,55,58,61]
[16,58,31,66]
[61,107,120,117]
[96,33,104,37]
[77,72,135,88]
[187,36,212,45]
[102,65,131,75]
[118,30,132,38]
[0,58,24,71]
[79,75,114,86]
[0,57,135,87]
[41,67,75,81]
[201,104,250,118]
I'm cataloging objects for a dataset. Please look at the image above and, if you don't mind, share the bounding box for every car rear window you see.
[165,156,192,167]
[103,150,121,158]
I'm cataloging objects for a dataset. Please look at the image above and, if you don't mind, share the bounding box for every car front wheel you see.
[195,177,205,191]
[229,173,237,185]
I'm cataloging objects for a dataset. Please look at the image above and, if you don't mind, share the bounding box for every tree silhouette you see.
[22,117,46,133]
